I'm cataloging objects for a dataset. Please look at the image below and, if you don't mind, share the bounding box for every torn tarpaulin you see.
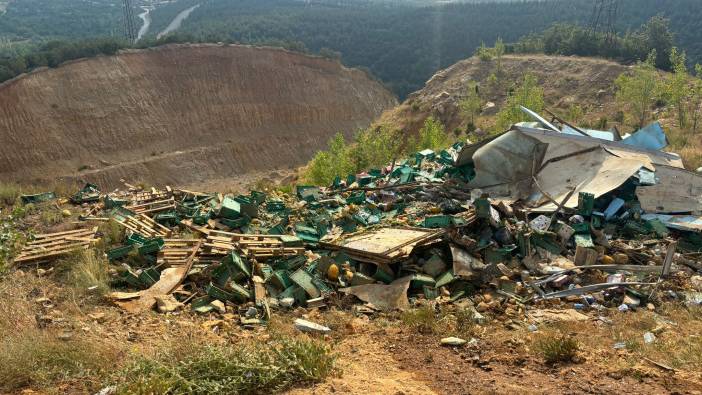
[340,276,412,310]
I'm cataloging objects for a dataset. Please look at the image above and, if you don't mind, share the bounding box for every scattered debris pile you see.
[13,108,702,325]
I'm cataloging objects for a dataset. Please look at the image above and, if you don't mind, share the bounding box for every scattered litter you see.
[294,318,331,334]
[9,108,702,331]
[441,337,467,346]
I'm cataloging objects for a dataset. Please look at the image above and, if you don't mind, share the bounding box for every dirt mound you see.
[379,54,628,136]
[0,44,396,188]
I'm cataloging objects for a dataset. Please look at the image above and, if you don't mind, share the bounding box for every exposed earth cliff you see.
[0,44,397,188]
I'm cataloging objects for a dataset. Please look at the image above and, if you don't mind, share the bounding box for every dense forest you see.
[1,0,702,98]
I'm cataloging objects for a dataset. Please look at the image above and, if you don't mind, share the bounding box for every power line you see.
[123,0,136,43]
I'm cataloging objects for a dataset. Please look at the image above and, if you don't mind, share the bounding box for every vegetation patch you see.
[113,336,337,394]
[534,334,579,364]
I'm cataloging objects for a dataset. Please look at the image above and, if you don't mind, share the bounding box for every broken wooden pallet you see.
[129,187,173,206]
[319,226,445,265]
[125,197,176,215]
[112,211,171,238]
[204,230,304,259]
[14,227,99,264]
[157,239,219,267]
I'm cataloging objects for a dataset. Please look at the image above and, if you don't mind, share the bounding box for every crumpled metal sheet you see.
[636,165,702,214]
[562,125,617,141]
[450,244,485,278]
[641,213,702,232]
[340,276,412,311]
[466,129,548,198]
[622,121,669,151]
[530,148,644,211]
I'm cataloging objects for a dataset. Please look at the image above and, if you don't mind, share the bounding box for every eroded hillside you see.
[379,54,628,136]
[0,44,397,187]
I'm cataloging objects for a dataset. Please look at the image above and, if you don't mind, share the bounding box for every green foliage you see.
[494,37,505,78]
[114,336,337,395]
[351,126,403,172]
[640,15,675,70]
[1,1,701,98]
[666,47,690,128]
[567,104,585,125]
[690,64,702,133]
[512,16,675,71]
[304,133,353,186]
[39,207,63,227]
[459,82,482,125]
[534,334,579,364]
[0,38,129,84]
[408,116,450,153]
[400,305,439,335]
[475,41,493,62]
[615,52,664,128]
[0,218,24,270]
[495,74,545,131]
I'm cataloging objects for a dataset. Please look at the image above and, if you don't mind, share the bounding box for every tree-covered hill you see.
[1,0,701,98]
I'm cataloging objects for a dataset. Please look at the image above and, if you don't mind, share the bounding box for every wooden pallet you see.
[14,227,99,264]
[129,187,173,206]
[319,227,445,265]
[125,197,176,216]
[157,239,219,267]
[204,230,304,259]
[112,211,171,238]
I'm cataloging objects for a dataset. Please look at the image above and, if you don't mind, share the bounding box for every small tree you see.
[690,64,702,134]
[350,126,402,172]
[495,73,545,131]
[615,51,663,129]
[476,42,493,61]
[408,117,449,153]
[567,104,585,125]
[494,37,505,78]
[666,47,690,128]
[459,81,482,128]
[304,133,352,185]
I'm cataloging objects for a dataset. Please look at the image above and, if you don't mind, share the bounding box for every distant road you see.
[157,4,200,39]
[137,6,153,41]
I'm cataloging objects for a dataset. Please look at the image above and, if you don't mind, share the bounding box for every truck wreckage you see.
[11,108,702,328]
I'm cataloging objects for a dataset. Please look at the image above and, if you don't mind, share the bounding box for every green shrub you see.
[114,336,337,394]
[407,116,450,153]
[534,334,579,364]
[495,73,545,131]
[400,305,439,335]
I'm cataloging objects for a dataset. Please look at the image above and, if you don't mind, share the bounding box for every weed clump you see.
[114,336,337,394]
[400,305,439,334]
[0,183,21,207]
[534,334,579,364]
[60,249,112,298]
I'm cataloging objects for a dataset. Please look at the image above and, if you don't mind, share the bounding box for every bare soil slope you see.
[0,44,397,188]
[379,54,628,136]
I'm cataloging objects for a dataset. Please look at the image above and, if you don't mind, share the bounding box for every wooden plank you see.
[33,228,97,239]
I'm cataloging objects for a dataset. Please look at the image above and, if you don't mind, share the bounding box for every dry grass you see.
[0,182,21,207]
[58,249,112,300]
[113,334,338,395]
[39,206,64,227]
[0,272,117,393]
[95,220,125,251]
[534,304,702,377]
[660,122,702,170]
